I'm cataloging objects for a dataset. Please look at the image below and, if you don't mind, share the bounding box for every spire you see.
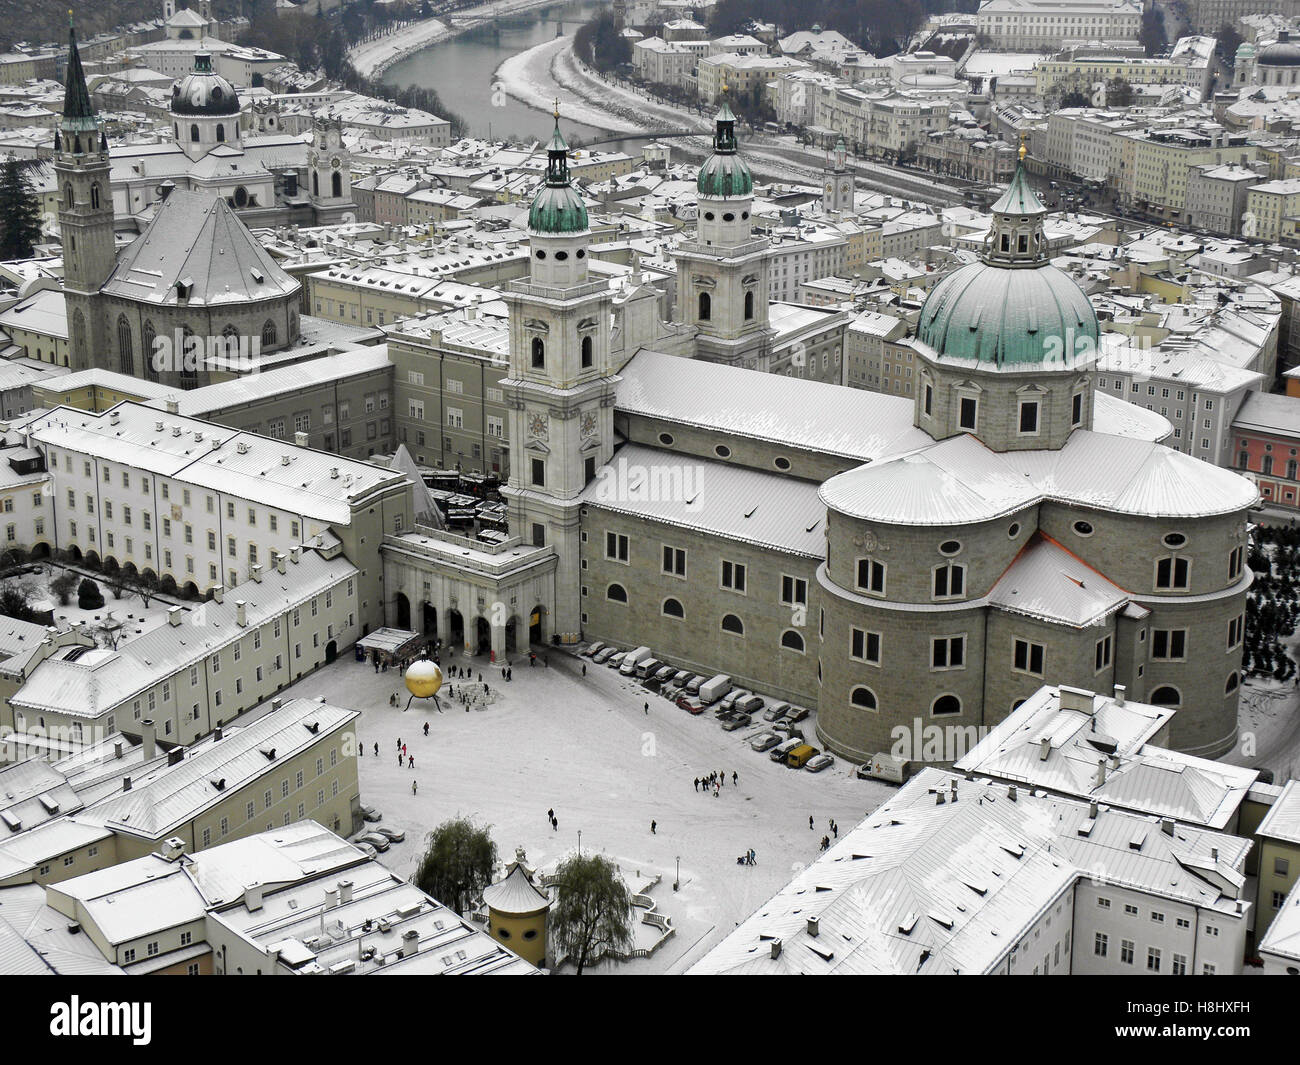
[712,88,738,154]
[544,105,570,187]
[984,145,1048,267]
[62,16,97,133]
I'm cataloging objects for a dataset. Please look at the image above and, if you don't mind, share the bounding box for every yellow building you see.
[1247,178,1300,242]
[1118,128,1256,220]
[482,852,551,967]
[1255,781,1300,946]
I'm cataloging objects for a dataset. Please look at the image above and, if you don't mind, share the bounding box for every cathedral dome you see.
[917,154,1098,369]
[527,116,589,234]
[697,98,752,199]
[1260,31,1300,66]
[171,53,239,116]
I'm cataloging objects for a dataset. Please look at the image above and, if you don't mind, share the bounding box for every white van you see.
[855,753,914,784]
[619,646,653,675]
[698,674,732,705]
[769,737,804,763]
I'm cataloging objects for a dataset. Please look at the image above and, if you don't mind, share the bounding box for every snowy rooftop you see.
[1258,780,1300,845]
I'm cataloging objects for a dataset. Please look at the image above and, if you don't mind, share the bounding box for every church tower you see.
[501,111,616,642]
[823,135,853,214]
[673,96,772,368]
[57,18,115,371]
[308,116,355,224]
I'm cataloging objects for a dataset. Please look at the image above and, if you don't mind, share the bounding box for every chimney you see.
[949,778,958,802]
[167,605,183,627]
[162,836,185,861]
[1007,785,1017,802]
[400,929,420,956]
[236,600,247,627]
[157,180,175,201]
[214,726,223,741]
[245,883,264,912]
[936,790,946,805]
[210,437,221,450]
[113,740,123,759]
[290,547,300,564]
[1161,817,1175,836]
[168,747,185,766]
[141,719,156,760]
[211,585,224,604]
[1096,758,1107,785]
[330,467,339,479]
[294,432,309,447]
[166,398,179,414]
[123,776,132,791]
[770,938,783,959]
[1211,847,1219,862]
[272,698,283,711]
[250,564,262,583]
[1113,683,1126,706]
[1089,800,1099,818]
[281,454,291,466]
[276,553,286,575]
[1039,737,1051,760]
[338,879,354,904]
[807,916,820,937]
[325,886,340,909]
[109,411,119,425]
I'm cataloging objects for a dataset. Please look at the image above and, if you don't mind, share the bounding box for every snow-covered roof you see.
[987,533,1130,627]
[1258,780,1300,845]
[481,863,549,915]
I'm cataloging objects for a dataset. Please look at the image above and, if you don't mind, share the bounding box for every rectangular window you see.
[530,458,545,487]
[1019,399,1039,434]
[856,558,886,595]
[1095,634,1112,671]
[850,627,881,664]
[1071,391,1083,426]
[720,560,747,593]
[1014,638,1045,676]
[932,635,965,670]
[781,575,807,606]
[959,395,977,430]
[1120,939,1134,965]
[1151,629,1187,660]
[605,531,629,563]
[662,545,686,578]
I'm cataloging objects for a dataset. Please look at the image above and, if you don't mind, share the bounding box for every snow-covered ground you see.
[494,35,649,135]
[348,18,451,79]
[2,563,187,647]
[276,646,892,974]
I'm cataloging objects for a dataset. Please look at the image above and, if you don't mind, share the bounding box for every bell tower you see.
[823,135,853,214]
[309,116,355,223]
[673,96,772,368]
[56,17,115,371]
[501,111,616,642]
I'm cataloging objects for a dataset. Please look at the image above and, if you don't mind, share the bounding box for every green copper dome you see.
[918,159,1097,368]
[697,99,752,199]
[527,115,589,234]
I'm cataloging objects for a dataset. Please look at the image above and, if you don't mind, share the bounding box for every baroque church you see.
[382,111,1258,764]
[56,23,318,382]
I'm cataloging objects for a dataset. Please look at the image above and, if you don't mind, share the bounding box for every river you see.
[381,0,650,151]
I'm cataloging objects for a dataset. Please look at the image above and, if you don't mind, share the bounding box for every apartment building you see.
[696,54,809,104]
[1117,125,1256,221]
[976,0,1143,50]
[843,313,913,392]
[1247,177,1300,241]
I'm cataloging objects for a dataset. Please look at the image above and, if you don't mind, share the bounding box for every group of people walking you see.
[694,770,738,798]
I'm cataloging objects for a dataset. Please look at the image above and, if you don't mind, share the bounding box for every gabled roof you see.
[101,189,299,308]
[988,532,1130,628]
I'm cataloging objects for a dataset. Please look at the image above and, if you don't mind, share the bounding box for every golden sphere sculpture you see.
[405,658,444,699]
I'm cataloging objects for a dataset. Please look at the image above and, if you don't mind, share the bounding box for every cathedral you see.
[382,113,1258,762]
[55,24,327,381]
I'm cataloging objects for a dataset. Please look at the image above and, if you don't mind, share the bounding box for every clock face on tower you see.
[580,412,597,438]
[331,156,342,170]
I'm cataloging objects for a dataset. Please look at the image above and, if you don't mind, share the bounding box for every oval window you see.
[1163,532,1186,548]
[658,432,675,446]
[939,540,961,556]
[1008,522,1021,538]
[522,929,538,940]
[555,251,569,261]
[1073,520,1094,537]
[742,211,749,219]
[723,212,735,221]
[704,211,715,221]
[774,456,791,471]
[715,445,731,458]
[576,248,585,258]
[535,249,546,260]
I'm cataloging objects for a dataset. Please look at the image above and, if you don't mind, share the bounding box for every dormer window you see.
[1018,399,1039,435]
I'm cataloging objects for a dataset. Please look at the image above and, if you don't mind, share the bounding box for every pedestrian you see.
[508,667,513,681]
[502,667,507,680]
[547,808,554,821]
[833,823,838,839]
[373,742,378,756]
[732,771,738,786]
[398,753,403,766]
[651,820,657,834]
[359,743,363,757]
[581,664,586,677]
[644,701,649,715]
[809,815,814,830]
[409,755,414,769]
[484,684,490,696]
[412,779,418,795]
[552,816,558,831]
[402,744,407,758]
[714,785,719,798]
[477,672,482,683]
[694,778,699,792]
[544,655,549,668]
[397,738,402,751]
[373,659,379,674]
[423,722,430,737]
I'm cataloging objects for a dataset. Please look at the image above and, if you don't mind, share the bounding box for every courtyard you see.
[273,645,894,974]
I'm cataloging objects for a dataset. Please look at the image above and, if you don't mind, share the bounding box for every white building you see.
[976,0,1143,50]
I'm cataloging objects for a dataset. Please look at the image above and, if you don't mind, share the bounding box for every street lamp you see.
[674,855,680,891]
[577,830,582,856]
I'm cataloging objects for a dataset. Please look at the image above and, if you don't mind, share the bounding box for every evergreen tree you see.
[0,158,43,261]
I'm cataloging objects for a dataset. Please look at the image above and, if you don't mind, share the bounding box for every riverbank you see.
[351,0,575,80]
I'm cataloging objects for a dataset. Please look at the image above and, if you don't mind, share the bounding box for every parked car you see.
[606,651,626,668]
[355,832,390,852]
[805,754,834,773]
[750,731,781,752]
[654,665,677,683]
[642,676,663,693]
[582,641,607,658]
[677,694,705,714]
[684,674,705,695]
[355,842,378,859]
[719,688,750,712]
[671,669,693,687]
[770,737,804,763]
[736,694,765,715]
[722,713,751,731]
[785,744,819,769]
[592,646,617,664]
[361,805,382,823]
[714,706,736,721]
[763,703,790,722]
[784,705,811,724]
[374,826,406,843]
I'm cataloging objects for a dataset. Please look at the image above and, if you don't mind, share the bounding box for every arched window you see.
[721,613,744,635]
[221,324,240,359]
[332,172,343,198]
[780,630,804,653]
[90,183,100,209]
[312,172,319,196]
[143,321,157,378]
[1225,673,1239,695]
[116,315,133,375]
[698,291,711,321]
[64,184,74,208]
[530,336,545,369]
[261,320,277,348]
[1149,685,1180,707]
[190,124,199,142]
[581,335,593,369]
[178,328,198,390]
[932,694,962,717]
[744,290,754,320]
[607,583,628,603]
[233,185,248,208]
[851,686,877,710]
[662,597,684,618]
[216,123,225,143]
[71,309,86,355]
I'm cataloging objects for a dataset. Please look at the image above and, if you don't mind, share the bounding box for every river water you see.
[381,0,649,150]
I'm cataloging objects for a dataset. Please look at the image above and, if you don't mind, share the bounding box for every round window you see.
[704,211,715,221]
[774,456,791,471]
[723,212,735,221]
[939,540,961,556]
[1073,520,1094,537]
[1008,522,1021,539]
[742,211,749,220]
[1163,532,1186,548]
[497,928,511,939]
[522,929,538,940]
[535,249,546,260]
[555,251,568,261]
[715,445,732,459]
[658,432,675,446]
[576,248,585,258]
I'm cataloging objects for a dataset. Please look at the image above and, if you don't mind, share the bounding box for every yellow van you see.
[785,744,818,769]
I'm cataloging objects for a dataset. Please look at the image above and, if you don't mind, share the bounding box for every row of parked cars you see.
[579,641,833,773]
[351,807,406,859]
